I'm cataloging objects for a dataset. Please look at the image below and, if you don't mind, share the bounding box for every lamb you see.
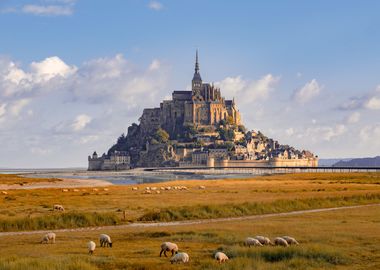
[41,232,56,244]
[281,236,299,245]
[99,234,112,247]
[170,252,189,264]
[199,185,206,189]
[160,242,178,257]
[53,204,65,211]
[254,236,272,245]
[215,252,229,263]
[88,241,96,254]
[244,237,263,247]
[1,191,8,195]
[274,237,289,247]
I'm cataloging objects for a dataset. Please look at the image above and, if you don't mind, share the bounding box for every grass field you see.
[0,204,378,270]
[1,173,380,231]
[0,174,61,186]
[0,172,380,269]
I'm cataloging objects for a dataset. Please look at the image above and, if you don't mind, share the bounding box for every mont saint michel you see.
[88,52,318,170]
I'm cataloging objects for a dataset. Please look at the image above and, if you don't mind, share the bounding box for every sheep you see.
[160,187,165,190]
[160,242,178,257]
[53,204,65,211]
[199,185,206,189]
[103,188,109,191]
[151,187,157,191]
[165,187,172,190]
[254,236,272,245]
[1,191,8,195]
[282,236,299,245]
[73,189,79,192]
[274,237,289,247]
[132,187,138,191]
[88,241,96,254]
[62,189,69,192]
[170,252,189,264]
[92,188,99,192]
[244,237,263,247]
[215,252,229,263]
[143,190,152,194]
[145,187,151,190]
[99,234,112,247]
[156,190,161,194]
[41,232,56,244]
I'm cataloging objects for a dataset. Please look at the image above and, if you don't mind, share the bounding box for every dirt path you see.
[1,203,379,237]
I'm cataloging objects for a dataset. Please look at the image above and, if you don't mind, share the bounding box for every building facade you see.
[140,51,241,136]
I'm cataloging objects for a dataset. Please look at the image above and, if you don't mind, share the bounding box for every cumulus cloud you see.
[148,1,163,11]
[298,124,346,142]
[216,74,279,104]
[346,112,360,124]
[293,79,322,104]
[364,96,380,110]
[71,114,92,131]
[339,84,380,111]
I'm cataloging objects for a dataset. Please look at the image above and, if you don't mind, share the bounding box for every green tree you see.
[153,128,170,143]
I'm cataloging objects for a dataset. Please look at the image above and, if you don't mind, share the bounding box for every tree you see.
[153,128,170,143]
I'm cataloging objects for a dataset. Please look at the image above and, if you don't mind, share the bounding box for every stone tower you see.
[192,50,202,99]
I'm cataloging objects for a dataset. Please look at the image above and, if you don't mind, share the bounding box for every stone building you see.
[140,51,241,136]
[88,151,130,171]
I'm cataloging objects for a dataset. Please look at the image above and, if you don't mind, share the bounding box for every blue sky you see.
[1,0,380,167]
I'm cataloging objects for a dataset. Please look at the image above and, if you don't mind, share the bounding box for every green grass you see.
[138,193,380,222]
[0,212,119,232]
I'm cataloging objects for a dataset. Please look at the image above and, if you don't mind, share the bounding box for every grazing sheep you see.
[143,190,152,194]
[88,241,96,254]
[215,252,229,263]
[145,187,151,190]
[1,191,8,195]
[160,242,178,257]
[165,187,172,190]
[41,232,56,244]
[73,189,79,192]
[99,234,112,247]
[103,188,109,191]
[132,187,138,191]
[254,236,272,245]
[245,237,263,247]
[62,189,68,192]
[92,188,99,192]
[282,236,299,245]
[170,252,189,264]
[53,204,65,211]
[199,185,206,189]
[274,237,289,247]
[160,187,165,190]
[156,190,161,194]
[151,187,157,191]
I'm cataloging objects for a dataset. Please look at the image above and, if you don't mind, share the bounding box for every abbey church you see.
[88,52,318,170]
[139,51,241,136]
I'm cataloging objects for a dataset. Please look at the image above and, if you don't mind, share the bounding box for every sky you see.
[1,0,380,168]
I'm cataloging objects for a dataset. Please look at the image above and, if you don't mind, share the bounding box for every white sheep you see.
[99,234,112,247]
[41,232,56,244]
[103,188,109,191]
[53,204,65,211]
[62,189,68,192]
[132,187,138,191]
[151,187,157,191]
[215,252,229,263]
[254,236,272,245]
[165,187,172,190]
[92,188,99,192]
[245,237,263,247]
[282,236,299,245]
[170,252,189,264]
[88,241,96,254]
[160,242,178,257]
[73,189,79,192]
[1,191,8,195]
[199,185,206,189]
[274,237,289,247]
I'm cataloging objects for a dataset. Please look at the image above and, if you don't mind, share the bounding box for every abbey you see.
[140,51,241,137]
[88,52,318,170]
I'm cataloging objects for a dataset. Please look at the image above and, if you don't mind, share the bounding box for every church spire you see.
[195,49,199,74]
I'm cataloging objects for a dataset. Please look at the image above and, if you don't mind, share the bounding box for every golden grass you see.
[0,174,61,186]
[0,204,378,269]
[1,173,380,231]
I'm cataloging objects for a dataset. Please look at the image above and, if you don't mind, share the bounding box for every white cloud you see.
[294,79,322,104]
[22,4,73,16]
[148,1,163,11]
[9,99,30,116]
[285,128,294,136]
[346,112,360,124]
[364,96,380,110]
[30,56,77,81]
[216,74,279,104]
[359,124,380,145]
[298,124,346,142]
[149,59,161,71]
[71,114,92,131]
